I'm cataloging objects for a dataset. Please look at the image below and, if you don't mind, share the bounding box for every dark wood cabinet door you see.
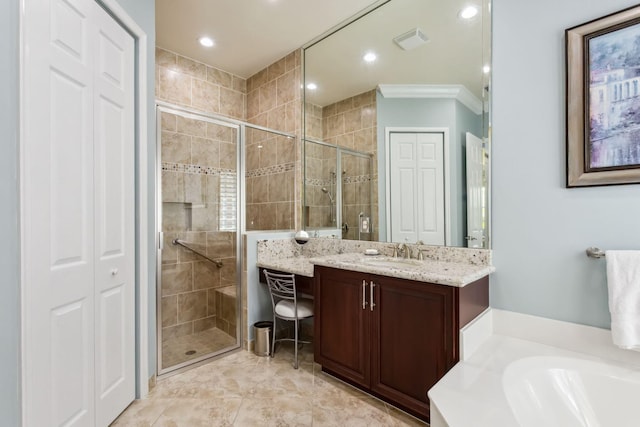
[370,275,455,420]
[314,267,370,387]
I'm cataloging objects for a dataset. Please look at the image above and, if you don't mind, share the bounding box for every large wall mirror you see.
[303,0,491,248]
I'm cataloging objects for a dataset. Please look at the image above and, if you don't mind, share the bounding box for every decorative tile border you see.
[246,162,295,178]
[162,162,234,176]
[344,174,371,184]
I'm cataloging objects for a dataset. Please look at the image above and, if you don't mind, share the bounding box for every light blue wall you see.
[376,95,482,246]
[0,0,20,424]
[111,0,157,384]
[492,0,640,328]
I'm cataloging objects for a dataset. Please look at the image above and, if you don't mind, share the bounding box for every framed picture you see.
[566,5,640,187]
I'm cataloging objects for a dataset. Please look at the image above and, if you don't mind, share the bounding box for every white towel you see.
[606,250,640,350]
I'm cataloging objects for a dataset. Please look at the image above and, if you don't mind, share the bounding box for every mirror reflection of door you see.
[465,132,486,248]
[389,131,446,245]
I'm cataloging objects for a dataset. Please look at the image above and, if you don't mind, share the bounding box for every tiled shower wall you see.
[159,111,239,352]
[307,90,379,240]
[156,48,246,354]
[156,46,304,351]
[245,50,302,232]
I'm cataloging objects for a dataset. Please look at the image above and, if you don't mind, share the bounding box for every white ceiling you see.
[155,0,380,79]
[305,0,490,106]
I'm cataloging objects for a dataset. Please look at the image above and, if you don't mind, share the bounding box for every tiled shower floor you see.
[161,327,237,370]
[113,341,428,426]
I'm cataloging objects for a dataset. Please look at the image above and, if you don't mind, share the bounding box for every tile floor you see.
[161,328,237,369]
[112,342,429,426]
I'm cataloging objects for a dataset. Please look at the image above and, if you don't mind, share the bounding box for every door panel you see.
[390,132,445,245]
[465,132,485,248]
[23,0,135,425]
[315,267,370,387]
[93,2,135,425]
[371,276,454,419]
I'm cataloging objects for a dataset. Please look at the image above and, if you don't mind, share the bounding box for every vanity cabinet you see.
[314,266,488,422]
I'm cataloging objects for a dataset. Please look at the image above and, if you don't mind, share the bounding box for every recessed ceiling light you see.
[363,52,377,63]
[199,36,214,47]
[306,82,318,90]
[483,65,491,74]
[459,5,479,20]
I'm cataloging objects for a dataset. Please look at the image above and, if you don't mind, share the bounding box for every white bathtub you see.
[503,356,640,427]
[429,333,640,427]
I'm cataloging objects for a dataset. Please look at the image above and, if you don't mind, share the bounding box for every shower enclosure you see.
[304,139,374,240]
[156,103,296,375]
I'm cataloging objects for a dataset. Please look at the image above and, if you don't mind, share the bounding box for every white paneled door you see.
[22,0,135,426]
[465,132,485,249]
[389,132,445,245]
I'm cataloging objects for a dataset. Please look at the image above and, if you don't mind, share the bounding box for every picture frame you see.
[566,5,640,187]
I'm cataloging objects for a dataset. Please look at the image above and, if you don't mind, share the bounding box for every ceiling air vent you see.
[393,28,429,51]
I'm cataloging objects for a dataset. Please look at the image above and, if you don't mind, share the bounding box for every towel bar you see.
[586,247,605,259]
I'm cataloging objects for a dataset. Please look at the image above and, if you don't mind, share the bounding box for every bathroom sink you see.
[360,256,424,268]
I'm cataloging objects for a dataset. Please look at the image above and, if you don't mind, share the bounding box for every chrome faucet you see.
[398,243,410,259]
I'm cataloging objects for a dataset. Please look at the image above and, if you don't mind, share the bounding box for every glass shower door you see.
[340,150,373,241]
[157,105,241,375]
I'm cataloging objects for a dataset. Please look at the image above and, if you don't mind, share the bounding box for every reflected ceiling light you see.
[363,52,377,63]
[306,82,318,90]
[459,5,479,20]
[483,65,491,74]
[198,36,214,47]
[393,28,429,51]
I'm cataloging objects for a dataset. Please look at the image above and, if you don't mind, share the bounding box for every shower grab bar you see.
[172,239,224,268]
[586,247,605,259]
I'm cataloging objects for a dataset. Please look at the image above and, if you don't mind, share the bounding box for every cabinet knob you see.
[111,268,119,276]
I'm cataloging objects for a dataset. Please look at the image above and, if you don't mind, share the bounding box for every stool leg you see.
[270,315,276,358]
[293,318,299,369]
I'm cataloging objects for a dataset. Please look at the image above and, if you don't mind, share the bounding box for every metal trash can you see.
[253,321,273,357]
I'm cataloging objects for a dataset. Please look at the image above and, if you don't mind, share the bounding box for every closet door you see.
[22,0,135,425]
[93,3,135,426]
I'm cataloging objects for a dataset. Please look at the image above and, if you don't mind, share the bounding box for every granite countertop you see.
[257,252,494,287]
[256,256,315,277]
[308,253,495,287]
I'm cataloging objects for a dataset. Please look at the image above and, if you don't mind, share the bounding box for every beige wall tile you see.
[162,203,188,232]
[220,261,237,286]
[268,172,290,202]
[246,90,259,120]
[191,137,220,167]
[190,204,218,232]
[207,66,233,88]
[158,67,191,106]
[220,87,244,119]
[275,202,293,230]
[267,106,286,131]
[161,263,193,296]
[161,296,178,327]
[259,79,277,114]
[344,109,362,134]
[259,140,277,168]
[259,203,277,229]
[192,79,220,113]
[155,48,177,69]
[206,232,235,258]
[176,56,206,80]
[205,174,220,204]
[176,115,208,138]
[161,171,184,204]
[219,142,236,170]
[276,71,296,106]
[177,290,208,322]
[161,112,177,131]
[161,322,192,342]
[232,76,246,93]
[184,174,205,204]
[277,136,296,164]
[193,316,217,333]
[268,57,286,81]
[207,289,217,316]
[161,131,191,164]
[193,260,221,290]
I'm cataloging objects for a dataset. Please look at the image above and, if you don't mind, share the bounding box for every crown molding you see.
[377,84,483,115]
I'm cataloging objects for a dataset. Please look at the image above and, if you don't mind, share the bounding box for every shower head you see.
[321,187,334,204]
